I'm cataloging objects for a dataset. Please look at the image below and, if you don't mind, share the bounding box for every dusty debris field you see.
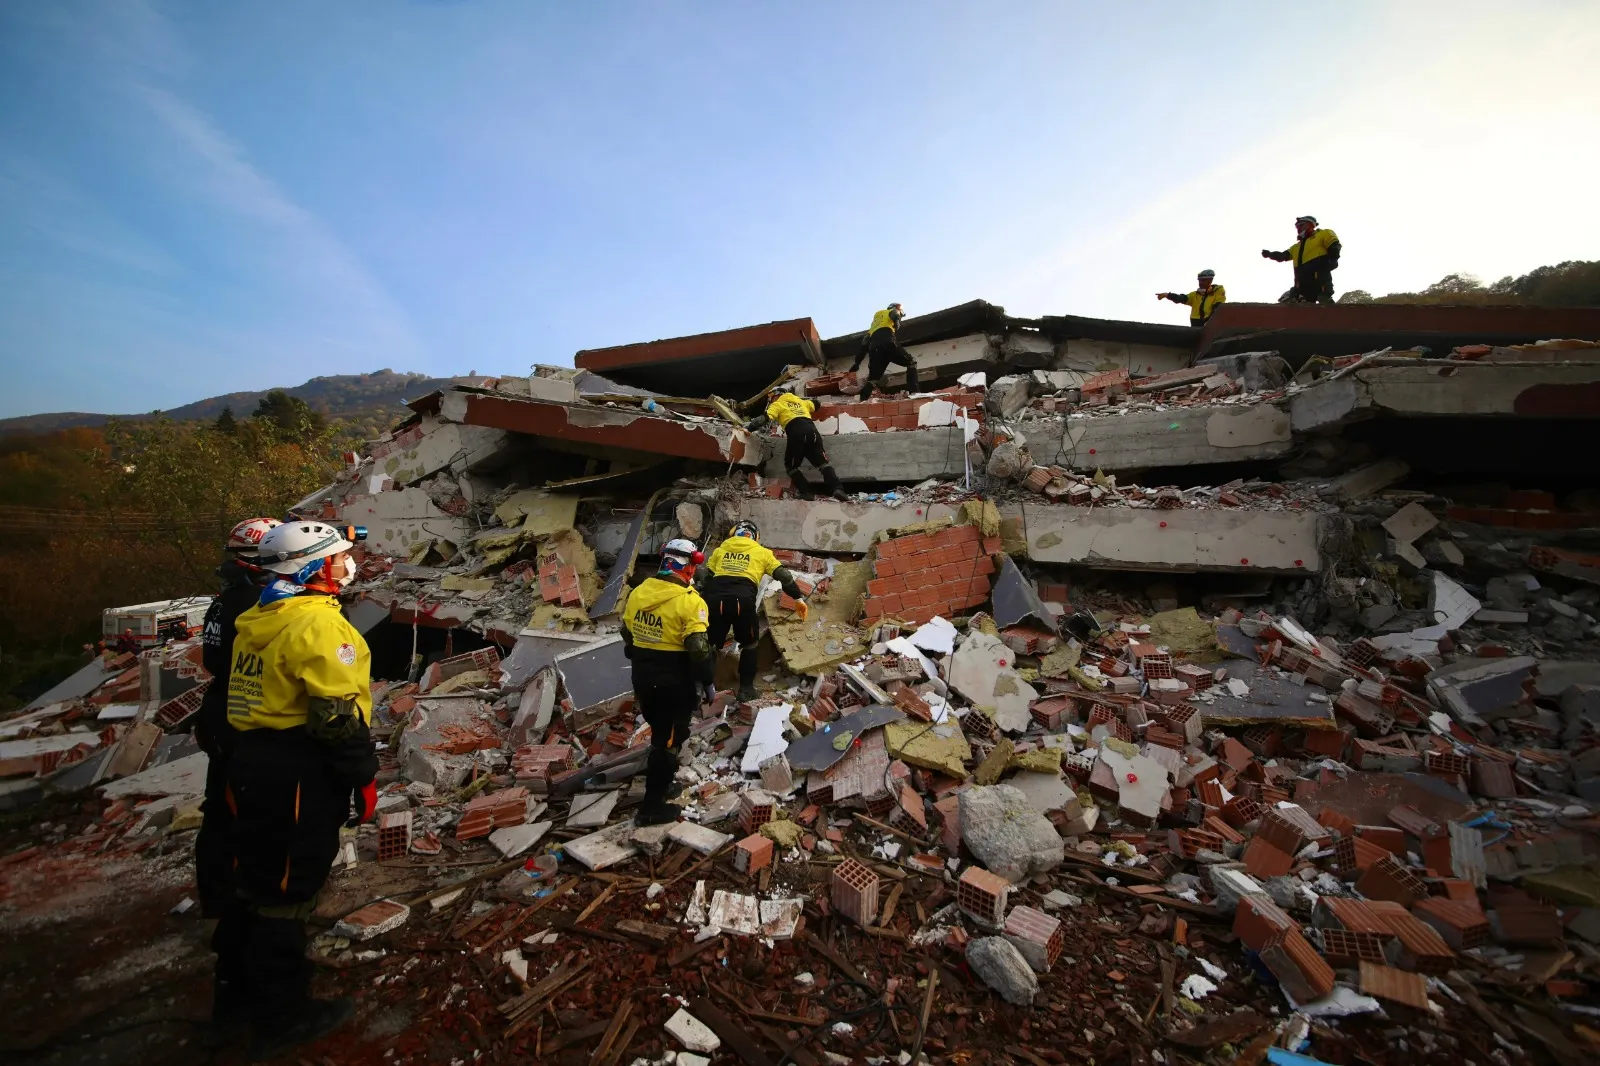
[0,804,1506,1066]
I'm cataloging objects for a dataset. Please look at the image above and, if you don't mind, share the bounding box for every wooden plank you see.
[688,997,777,1066]
[588,999,633,1066]
[576,883,618,924]
[911,968,938,1064]
[802,930,872,988]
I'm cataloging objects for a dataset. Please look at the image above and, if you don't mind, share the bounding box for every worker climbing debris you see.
[696,519,808,702]
[746,386,849,501]
[850,301,920,400]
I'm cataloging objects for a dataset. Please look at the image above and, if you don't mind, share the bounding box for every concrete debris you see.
[11,302,1600,1064]
[966,936,1039,1005]
[959,784,1063,882]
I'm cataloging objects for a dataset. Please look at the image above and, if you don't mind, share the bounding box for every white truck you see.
[102,596,214,647]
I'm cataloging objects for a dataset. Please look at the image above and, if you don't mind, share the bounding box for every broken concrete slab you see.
[98,751,208,801]
[959,784,1063,882]
[563,821,639,870]
[731,498,965,553]
[489,820,552,858]
[761,427,969,483]
[1427,656,1538,726]
[565,789,621,829]
[1290,360,1600,431]
[668,821,732,855]
[1381,502,1439,545]
[1022,402,1292,472]
[1015,501,1326,575]
[967,935,1038,1005]
[948,631,1036,733]
[442,389,759,465]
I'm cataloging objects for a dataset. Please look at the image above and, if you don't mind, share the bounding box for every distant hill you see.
[0,370,481,436]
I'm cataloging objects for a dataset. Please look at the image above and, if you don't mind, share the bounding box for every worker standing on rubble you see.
[1157,270,1226,325]
[697,520,809,703]
[194,517,280,1028]
[746,388,849,502]
[621,538,715,826]
[850,301,919,400]
[1262,216,1341,304]
[219,521,377,1059]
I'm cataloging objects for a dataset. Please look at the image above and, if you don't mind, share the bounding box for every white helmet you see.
[255,521,355,575]
[227,517,281,557]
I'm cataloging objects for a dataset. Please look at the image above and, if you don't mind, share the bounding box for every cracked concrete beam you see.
[1290,362,1600,431]
[760,427,969,482]
[1015,501,1325,574]
[1022,403,1292,472]
[441,390,758,465]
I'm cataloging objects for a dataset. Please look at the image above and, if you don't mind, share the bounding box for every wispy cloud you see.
[0,0,426,417]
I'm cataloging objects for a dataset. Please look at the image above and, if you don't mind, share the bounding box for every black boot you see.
[248,998,355,1062]
[904,363,920,393]
[785,467,816,500]
[638,746,682,825]
[858,379,876,401]
[738,646,760,698]
[819,465,849,502]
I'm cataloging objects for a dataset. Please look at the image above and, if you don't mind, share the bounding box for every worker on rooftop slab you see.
[696,519,808,702]
[746,387,849,501]
[1263,215,1341,304]
[220,520,377,1059]
[194,516,280,1029]
[850,301,919,400]
[621,538,714,826]
[1157,270,1227,326]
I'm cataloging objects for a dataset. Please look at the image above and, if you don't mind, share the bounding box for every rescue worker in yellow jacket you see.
[621,539,715,825]
[849,302,919,400]
[1263,216,1341,304]
[746,389,848,501]
[695,520,808,702]
[219,521,376,1059]
[1157,270,1226,325]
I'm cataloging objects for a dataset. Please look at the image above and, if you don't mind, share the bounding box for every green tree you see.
[215,405,238,434]
[252,389,327,443]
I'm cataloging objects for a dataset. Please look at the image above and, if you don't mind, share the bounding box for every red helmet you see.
[226,517,282,556]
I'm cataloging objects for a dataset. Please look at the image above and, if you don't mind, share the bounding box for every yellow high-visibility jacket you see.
[765,392,816,429]
[1183,285,1226,324]
[868,308,898,335]
[227,596,372,732]
[706,535,782,587]
[1284,228,1340,267]
[621,576,709,653]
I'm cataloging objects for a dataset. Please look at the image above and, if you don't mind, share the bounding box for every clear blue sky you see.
[2,1,1597,418]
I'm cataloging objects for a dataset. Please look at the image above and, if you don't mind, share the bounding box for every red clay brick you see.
[1355,854,1428,906]
[1260,928,1335,1003]
[733,833,774,876]
[1234,894,1295,951]
[957,866,1010,927]
[1243,837,1295,879]
[831,859,880,926]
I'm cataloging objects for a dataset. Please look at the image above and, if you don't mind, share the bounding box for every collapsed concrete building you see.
[7,300,1600,1063]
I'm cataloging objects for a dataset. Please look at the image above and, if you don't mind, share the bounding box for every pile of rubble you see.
[6,303,1600,1063]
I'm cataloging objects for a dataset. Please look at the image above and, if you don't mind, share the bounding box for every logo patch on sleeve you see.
[697,607,708,623]
[336,642,358,666]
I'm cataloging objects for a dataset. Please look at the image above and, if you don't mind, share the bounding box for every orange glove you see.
[793,599,809,622]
